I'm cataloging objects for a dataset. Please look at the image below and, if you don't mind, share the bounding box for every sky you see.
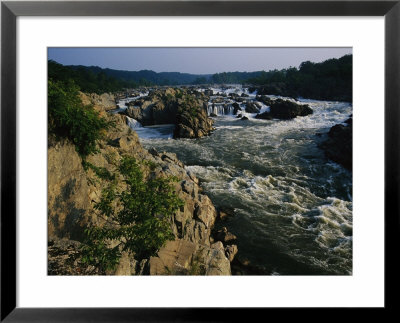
[48,47,352,75]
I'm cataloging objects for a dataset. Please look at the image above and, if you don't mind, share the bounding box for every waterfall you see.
[207,104,234,116]
[126,116,142,129]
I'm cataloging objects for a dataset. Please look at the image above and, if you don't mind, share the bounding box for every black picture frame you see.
[1,0,398,321]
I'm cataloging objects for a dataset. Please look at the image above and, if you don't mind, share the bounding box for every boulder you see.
[149,239,198,275]
[124,106,142,120]
[256,95,273,106]
[214,227,237,244]
[225,244,238,262]
[174,107,214,139]
[149,239,231,275]
[245,102,260,113]
[255,112,272,120]
[319,117,352,170]
[218,206,235,220]
[195,244,231,275]
[269,99,313,119]
[232,102,241,115]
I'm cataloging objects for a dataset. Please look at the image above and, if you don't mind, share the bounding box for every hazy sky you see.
[48,47,352,74]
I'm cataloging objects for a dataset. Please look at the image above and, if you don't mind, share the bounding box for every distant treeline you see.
[247,54,352,102]
[48,54,352,101]
[48,60,141,94]
[87,67,213,86]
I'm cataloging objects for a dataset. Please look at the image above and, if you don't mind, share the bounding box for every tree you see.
[81,157,184,273]
[48,79,110,157]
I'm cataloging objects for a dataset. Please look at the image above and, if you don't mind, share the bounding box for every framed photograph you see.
[1,0,398,320]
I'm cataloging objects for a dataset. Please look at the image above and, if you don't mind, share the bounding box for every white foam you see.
[126,116,142,129]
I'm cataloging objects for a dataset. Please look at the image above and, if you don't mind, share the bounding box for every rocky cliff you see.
[48,92,232,275]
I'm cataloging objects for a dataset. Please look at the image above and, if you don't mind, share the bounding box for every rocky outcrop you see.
[256,95,273,106]
[48,92,230,275]
[80,92,117,111]
[48,141,91,241]
[123,88,215,139]
[232,102,241,115]
[319,117,352,170]
[255,112,272,120]
[126,89,179,125]
[245,102,260,113]
[214,227,237,244]
[148,239,230,275]
[174,107,215,139]
[249,83,289,97]
[256,99,312,120]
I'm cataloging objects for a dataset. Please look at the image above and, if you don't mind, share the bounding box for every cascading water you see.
[131,87,353,275]
[208,103,235,116]
[126,116,142,129]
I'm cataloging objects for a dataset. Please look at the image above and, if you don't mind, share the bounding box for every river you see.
[121,87,353,275]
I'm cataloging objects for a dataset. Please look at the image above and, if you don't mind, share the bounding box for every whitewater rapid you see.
[123,88,353,275]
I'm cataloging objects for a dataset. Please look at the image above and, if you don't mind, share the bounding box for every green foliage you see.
[48,79,110,156]
[247,54,353,102]
[81,157,184,272]
[211,71,262,84]
[80,227,121,273]
[49,60,137,93]
[193,76,208,85]
[83,161,115,181]
[165,93,174,101]
[49,60,212,88]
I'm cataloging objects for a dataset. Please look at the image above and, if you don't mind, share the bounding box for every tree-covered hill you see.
[88,67,213,86]
[246,54,352,102]
[48,60,139,93]
[49,54,352,101]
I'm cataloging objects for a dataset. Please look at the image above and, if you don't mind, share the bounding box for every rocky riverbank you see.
[48,92,234,275]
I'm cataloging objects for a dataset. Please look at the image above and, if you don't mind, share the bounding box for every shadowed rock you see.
[319,117,352,170]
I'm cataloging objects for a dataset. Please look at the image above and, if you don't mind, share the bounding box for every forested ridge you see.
[49,54,352,101]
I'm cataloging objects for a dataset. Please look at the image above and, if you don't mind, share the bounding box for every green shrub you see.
[81,156,184,272]
[83,161,115,181]
[48,79,110,157]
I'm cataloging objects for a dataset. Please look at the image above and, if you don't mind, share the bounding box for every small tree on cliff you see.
[48,79,110,157]
[81,156,184,273]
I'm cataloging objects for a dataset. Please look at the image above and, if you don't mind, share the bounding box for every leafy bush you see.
[48,79,110,156]
[81,156,184,272]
